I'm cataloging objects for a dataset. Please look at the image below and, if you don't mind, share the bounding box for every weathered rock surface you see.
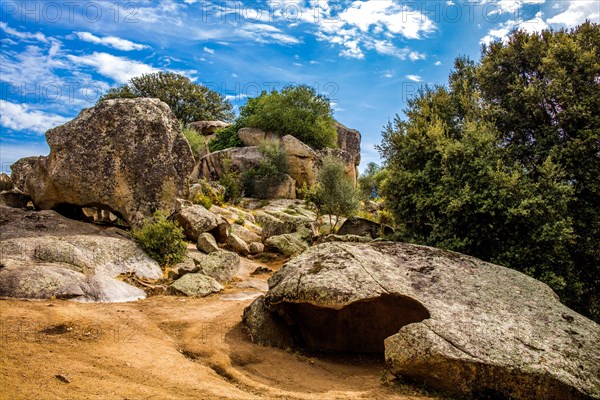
[245,241,600,400]
[196,233,220,254]
[281,135,318,190]
[0,190,31,209]
[187,121,230,136]
[335,121,361,167]
[227,233,250,256]
[248,242,265,254]
[176,205,220,241]
[242,296,295,348]
[10,156,38,192]
[337,217,394,238]
[13,98,194,226]
[317,234,373,244]
[200,147,263,181]
[170,273,223,297]
[231,223,262,244]
[264,233,308,257]
[197,250,240,283]
[316,148,358,186]
[237,127,278,147]
[253,200,316,240]
[0,173,12,191]
[167,256,201,280]
[0,206,162,302]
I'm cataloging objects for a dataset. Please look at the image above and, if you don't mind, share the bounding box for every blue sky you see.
[1,0,598,174]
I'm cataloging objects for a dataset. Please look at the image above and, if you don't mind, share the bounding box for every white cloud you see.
[0,22,48,43]
[203,46,215,54]
[480,12,549,45]
[0,100,70,134]
[435,61,442,66]
[406,75,422,82]
[382,71,394,78]
[67,52,159,83]
[74,32,148,51]
[309,60,319,65]
[547,1,600,27]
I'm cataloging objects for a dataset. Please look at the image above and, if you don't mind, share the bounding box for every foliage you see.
[379,23,599,321]
[240,85,338,149]
[182,125,207,160]
[218,156,242,204]
[358,162,388,199]
[304,156,360,233]
[131,211,187,268]
[190,179,223,209]
[208,122,244,152]
[243,139,290,199]
[99,71,234,124]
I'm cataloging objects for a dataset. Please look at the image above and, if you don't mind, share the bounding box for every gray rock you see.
[317,234,373,243]
[227,233,250,256]
[200,147,263,181]
[281,135,318,190]
[0,206,162,302]
[176,204,219,241]
[237,127,277,147]
[249,242,265,254]
[198,250,240,283]
[245,241,600,400]
[231,223,262,244]
[337,217,394,239]
[12,98,194,227]
[167,256,201,280]
[242,296,294,349]
[197,233,219,254]
[264,233,308,257]
[170,273,223,297]
[0,172,12,191]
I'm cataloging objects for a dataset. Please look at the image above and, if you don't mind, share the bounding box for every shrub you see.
[131,211,187,268]
[209,123,243,152]
[182,125,207,160]
[190,179,223,209]
[240,85,337,149]
[243,139,289,199]
[304,156,359,233]
[218,156,242,204]
[99,71,234,124]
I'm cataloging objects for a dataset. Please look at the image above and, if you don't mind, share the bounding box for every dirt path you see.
[0,257,435,400]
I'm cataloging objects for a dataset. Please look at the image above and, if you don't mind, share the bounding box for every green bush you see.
[208,123,243,152]
[182,125,207,160]
[243,139,289,199]
[131,211,187,268]
[240,85,337,149]
[304,155,359,233]
[218,156,242,204]
[190,179,223,209]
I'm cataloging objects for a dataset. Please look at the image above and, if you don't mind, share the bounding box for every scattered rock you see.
[264,233,308,257]
[198,250,240,283]
[231,223,262,244]
[248,242,265,255]
[167,256,201,280]
[227,233,250,256]
[337,217,393,239]
[13,98,194,226]
[200,147,263,181]
[245,241,600,400]
[0,206,162,302]
[251,266,272,275]
[170,273,223,297]
[55,374,71,384]
[196,233,219,254]
[176,204,220,241]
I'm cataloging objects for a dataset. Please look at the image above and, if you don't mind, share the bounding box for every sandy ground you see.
[0,258,437,400]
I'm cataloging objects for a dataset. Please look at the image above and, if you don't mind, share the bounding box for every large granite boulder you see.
[176,204,220,241]
[200,147,263,181]
[337,217,394,238]
[281,135,318,189]
[13,98,194,227]
[187,120,230,136]
[10,156,38,192]
[0,206,162,302]
[335,121,361,167]
[237,127,278,147]
[317,148,358,186]
[264,233,308,257]
[170,273,223,297]
[244,241,600,400]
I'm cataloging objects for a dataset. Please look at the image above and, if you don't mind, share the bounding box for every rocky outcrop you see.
[200,147,262,181]
[237,127,278,147]
[244,241,600,400]
[10,156,38,192]
[281,135,318,189]
[187,121,230,136]
[335,121,361,167]
[337,217,394,238]
[0,206,162,302]
[13,98,194,227]
[316,148,358,186]
[0,173,12,191]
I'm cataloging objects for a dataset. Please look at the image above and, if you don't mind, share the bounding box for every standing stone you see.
[14,98,194,226]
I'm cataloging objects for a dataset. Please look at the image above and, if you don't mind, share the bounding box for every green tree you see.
[305,156,359,233]
[240,85,337,149]
[358,162,388,199]
[99,71,234,124]
[380,23,599,320]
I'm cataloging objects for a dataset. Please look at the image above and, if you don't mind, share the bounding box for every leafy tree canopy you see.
[379,22,599,321]
[99,71,234,124]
